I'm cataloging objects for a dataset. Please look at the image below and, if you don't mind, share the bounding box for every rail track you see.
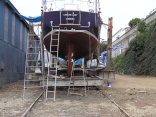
[101,92,131,117]
[21,91,44,117]
[21,89,131,117]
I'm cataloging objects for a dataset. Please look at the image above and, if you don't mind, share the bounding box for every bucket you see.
[107,81,111,87]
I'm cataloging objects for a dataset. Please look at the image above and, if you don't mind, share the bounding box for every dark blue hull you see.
[42,10,99,60]
[42,11,99,38]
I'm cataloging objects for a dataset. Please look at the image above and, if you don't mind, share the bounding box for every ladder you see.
[45,22,60,101]
[23,24,44,99]
[67,58,86,97]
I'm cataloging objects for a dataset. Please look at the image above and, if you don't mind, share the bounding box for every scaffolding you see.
[67,58,87,97]
[23,23,45,99]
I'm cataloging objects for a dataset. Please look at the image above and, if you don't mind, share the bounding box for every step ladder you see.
[67,58,86,97]
[23,26,45,99]
[45,22,60,101]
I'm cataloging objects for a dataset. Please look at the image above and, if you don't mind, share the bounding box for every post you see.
[106,17,113,70]
[96,12,102,65]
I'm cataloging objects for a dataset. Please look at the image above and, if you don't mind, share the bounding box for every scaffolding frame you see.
[23,23,45,99]
[67,58,87,97]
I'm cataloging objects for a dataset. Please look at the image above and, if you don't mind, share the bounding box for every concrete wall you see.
[112,11,156,58]
[0,0,29,86]
[112,27,130,42]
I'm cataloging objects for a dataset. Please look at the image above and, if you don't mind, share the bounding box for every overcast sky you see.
[10,0,156,40]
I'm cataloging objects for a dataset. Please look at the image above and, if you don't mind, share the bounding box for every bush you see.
[128,18,141,28]
[111,20,156,76]
[138,21,146,33]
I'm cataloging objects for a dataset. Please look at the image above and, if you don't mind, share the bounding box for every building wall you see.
[112,27,130,42]
[112,28,122,42]
[0,0,29,86]
[112,11,156,58]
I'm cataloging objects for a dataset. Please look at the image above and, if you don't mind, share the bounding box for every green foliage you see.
[130,33,145,57]
[128,18,141,28]
[137,21,156,76]
[112,20,156,76]
[111,54,124,71]
[122,50,136,74]
[137,21,146,33]
[100,41,107,53]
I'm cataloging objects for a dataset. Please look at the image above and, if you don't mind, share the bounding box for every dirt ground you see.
[103,74,156,117]
[0,74,156,117]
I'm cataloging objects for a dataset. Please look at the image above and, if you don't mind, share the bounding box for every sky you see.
[10,0,156,40]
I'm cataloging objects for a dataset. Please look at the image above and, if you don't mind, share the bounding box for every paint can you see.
[107,81,111,87]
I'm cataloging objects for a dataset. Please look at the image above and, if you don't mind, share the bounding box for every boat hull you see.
[43,30,98,60]
[42,11,99,39]
[42,10,99,60]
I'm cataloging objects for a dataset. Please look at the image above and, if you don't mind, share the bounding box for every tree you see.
[128,18,141,28]
[137,21,146,33]
[100,41,107,53]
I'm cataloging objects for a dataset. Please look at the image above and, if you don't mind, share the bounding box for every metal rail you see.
[21,89,131,117]
[101,91,131,117]
[21,91,44,117]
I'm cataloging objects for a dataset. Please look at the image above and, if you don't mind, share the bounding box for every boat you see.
[42,0,101,75]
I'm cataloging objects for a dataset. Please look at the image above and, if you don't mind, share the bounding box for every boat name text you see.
[63,14,78,17]
[66,18,75,20]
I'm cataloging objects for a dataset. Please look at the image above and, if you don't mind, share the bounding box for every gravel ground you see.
[0,81,42,117]
[26,90,126,117]
[0,74,156,117]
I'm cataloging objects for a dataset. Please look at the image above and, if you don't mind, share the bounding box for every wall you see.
[0,0,29,86]
[112,11,156,58]
[112,27,130,42]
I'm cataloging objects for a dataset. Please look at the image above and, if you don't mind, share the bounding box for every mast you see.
[42,0,47,12]
[95,0,97,13]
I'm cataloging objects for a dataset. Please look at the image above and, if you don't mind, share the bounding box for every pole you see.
[96,8,102,65]
[106,17,113,70]
[95,0,97,13]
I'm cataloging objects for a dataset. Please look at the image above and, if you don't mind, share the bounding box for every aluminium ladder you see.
[45,22,60,101]
[23,24,44,99]
[67,58,86,97]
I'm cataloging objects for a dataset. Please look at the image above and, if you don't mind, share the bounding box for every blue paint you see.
[0,1,5,40]
[8,9,13,44]
[22,26,26,51]
[15,18,20,48]
[107,81,112,87]
[0,1,32,86]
